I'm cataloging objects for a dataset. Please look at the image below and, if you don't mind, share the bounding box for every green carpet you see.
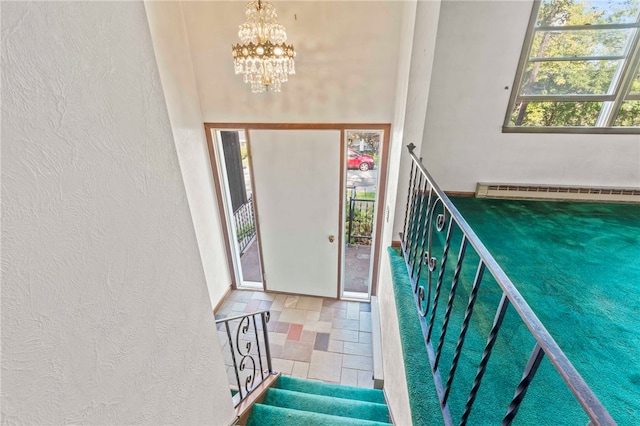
[449,197,640,425]
[388,246,441,425]
[389,197,639,425]
[246,376,391,425]
[263,388,390,422]
[247,404,391,426]
[274,375,386,404]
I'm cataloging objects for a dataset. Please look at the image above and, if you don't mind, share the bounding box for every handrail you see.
[400,143,614,425]
[215,310,274,407]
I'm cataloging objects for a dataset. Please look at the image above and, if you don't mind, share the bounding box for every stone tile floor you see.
[215,290,375,388]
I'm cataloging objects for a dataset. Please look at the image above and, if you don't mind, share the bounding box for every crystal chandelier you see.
[232,0,296,93]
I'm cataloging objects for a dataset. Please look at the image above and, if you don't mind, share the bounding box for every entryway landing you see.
[215,290,375,388]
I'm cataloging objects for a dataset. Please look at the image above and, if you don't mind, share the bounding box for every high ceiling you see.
[178,1,406,123]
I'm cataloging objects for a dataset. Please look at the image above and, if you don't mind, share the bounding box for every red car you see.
[347,149,375,171]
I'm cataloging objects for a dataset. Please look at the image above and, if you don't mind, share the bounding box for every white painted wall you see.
[391,0,444,240]
[377,1,443,423]
[376,1,417,423]
[421,0,640,192]
[182,1,404,123]
[1,2,236,424]
[144,1,232,310]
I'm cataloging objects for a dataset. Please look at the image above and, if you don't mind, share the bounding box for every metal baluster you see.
[410,177,429,275]
[415,192,439,315]
[368,201,374,238]
[428,215,454,341]
[252,314,265,380]
[405,164,420,255]
[460,293,510,425]
[443,261,486,405]
[407,172,424,268]
[402,161,416,246]
[413,186,434,280]
[225,321,243,399]
[261,312,273,373]
[348,196,355,244]
[434,236,468,370]
[502,343,545,425]
[235,211,239,243]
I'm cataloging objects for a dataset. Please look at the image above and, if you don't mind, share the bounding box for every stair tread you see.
[264,387,390,423]
[275,376,386,404]
[246,403,393,426]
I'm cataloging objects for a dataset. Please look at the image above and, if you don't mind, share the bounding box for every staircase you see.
[244,376,392,425]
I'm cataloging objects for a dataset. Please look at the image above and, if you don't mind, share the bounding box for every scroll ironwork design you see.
[216,310,274,407]
[399,143,614,426]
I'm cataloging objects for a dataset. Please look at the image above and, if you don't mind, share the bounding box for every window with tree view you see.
[505,0,640,131]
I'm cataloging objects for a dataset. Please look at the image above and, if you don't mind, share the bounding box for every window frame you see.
[503,0,640,134]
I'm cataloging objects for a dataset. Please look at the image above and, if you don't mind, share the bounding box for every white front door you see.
[249,129,341,298]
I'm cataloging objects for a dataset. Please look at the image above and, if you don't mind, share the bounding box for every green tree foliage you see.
[616,70,640,125]
[347,131,381,153]
[512,0,640,127]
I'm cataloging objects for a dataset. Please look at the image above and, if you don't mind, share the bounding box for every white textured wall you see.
[375,2,418,424]
[390,0,443,240]
[144,1,232,310]
[421,0,640,191]
[1,2,236,424]
[376,1,443,422]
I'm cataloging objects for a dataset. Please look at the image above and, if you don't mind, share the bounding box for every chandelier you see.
[232,0,296,93]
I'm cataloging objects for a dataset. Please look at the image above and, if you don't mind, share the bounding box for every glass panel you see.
[627,66,640,95]
[614,101,640,125]
[531,29,631,58]
[536,0,640,26]
[217,130,263,288]
[520,60,619,95]
[343,130,382,298]
[510,101,603,126]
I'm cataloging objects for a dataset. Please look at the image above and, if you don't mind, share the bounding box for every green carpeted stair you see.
[245,376,392,426]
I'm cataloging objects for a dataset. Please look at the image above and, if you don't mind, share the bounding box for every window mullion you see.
[503,0,542,129]
[602,25,640,127]
[528,55,626,62]
[518,94,614,102]
[535,22,640,32]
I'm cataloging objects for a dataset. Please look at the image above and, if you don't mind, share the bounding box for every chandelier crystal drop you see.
[232,0,296,93]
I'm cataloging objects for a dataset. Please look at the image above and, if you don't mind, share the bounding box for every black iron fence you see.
[215,310,274,407]
[234,195,256,255]
[346,189,375,245]
[400,143,613,425]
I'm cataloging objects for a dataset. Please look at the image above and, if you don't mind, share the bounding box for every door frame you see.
[204,123,390,297]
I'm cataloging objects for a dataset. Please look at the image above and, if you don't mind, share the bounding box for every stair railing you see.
[215,310,274,406]
[400,143,614,425]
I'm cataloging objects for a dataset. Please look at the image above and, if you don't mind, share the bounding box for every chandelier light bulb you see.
[231,0,296,93]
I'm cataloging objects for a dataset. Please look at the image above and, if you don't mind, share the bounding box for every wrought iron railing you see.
[347,196,375,245]
[400,144,614,425]
[234,195,256,255]
[215,310,274,406]
[346,186,375,245]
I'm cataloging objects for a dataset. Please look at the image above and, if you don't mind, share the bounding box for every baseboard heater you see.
[476,182,640,203]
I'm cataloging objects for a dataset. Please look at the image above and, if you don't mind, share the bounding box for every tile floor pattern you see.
[215,290,375,388]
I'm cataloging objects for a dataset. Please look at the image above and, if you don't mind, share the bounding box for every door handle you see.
[328,235,335,243]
